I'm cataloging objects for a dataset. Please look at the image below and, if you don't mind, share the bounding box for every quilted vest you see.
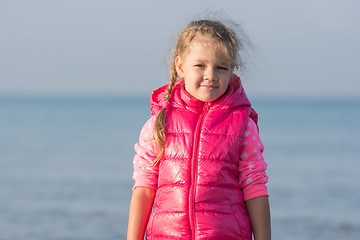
[147,75,257,240]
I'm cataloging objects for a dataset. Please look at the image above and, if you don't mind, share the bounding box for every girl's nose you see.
[204,69,217,81]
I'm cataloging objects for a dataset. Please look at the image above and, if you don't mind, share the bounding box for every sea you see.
[0,95,359,240]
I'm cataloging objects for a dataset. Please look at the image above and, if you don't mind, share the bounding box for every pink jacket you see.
[132,75,268,240]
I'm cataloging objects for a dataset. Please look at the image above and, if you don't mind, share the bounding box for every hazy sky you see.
[1,0,359,98]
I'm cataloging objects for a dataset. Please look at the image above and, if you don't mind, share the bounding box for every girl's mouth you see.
[200,85,217,89]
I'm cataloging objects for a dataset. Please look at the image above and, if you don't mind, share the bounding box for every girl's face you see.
[175,35,233,102]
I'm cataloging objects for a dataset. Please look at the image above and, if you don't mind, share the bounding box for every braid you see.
[151,62,178,166]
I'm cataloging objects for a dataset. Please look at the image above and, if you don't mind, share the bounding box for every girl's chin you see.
[196,94,222,102]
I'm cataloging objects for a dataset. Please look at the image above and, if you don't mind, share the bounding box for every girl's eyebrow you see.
[220,62,231,66]
[191,59,231,66]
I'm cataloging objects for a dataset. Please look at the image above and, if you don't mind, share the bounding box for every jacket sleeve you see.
[239,118,269,201]
[132,116,159,191]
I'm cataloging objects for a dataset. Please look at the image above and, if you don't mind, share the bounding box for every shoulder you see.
[138,116,156,142]
[246,118,259,135]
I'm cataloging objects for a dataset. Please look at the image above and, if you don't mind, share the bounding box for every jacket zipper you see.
[189,102,211,240]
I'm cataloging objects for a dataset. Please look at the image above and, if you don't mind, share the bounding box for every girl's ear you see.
[175,56,185,78]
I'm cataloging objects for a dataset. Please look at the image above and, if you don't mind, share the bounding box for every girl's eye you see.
[218,66,228,70]
[195,64,204,68]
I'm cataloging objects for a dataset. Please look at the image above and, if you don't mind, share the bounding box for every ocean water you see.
[0,96,359,240]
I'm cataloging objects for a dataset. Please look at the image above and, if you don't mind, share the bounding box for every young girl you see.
[127,19,271,240]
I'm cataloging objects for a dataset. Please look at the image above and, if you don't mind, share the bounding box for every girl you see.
[127,19,271,240]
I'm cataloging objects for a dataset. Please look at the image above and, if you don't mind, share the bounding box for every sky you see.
[1,0,359,98]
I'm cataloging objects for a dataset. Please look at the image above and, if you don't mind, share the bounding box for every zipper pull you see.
[204,102,211,110]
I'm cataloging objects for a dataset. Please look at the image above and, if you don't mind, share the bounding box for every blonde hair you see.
[152,19,247,166]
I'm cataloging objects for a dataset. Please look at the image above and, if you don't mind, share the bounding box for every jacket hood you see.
[150,74,258,123]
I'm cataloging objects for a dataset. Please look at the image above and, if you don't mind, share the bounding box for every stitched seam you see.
[155,211,187,215]
[203,132,241,138]
[161,157,190,162]
[197,157,237,164]
[196,210,234,214]
[166,131,193,135]
[158,183,187,188]
[197,183,240,189]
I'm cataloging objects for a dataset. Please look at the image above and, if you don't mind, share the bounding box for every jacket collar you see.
[150,74,251,115]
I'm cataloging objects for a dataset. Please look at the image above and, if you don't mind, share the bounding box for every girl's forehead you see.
[185,35,232,62]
